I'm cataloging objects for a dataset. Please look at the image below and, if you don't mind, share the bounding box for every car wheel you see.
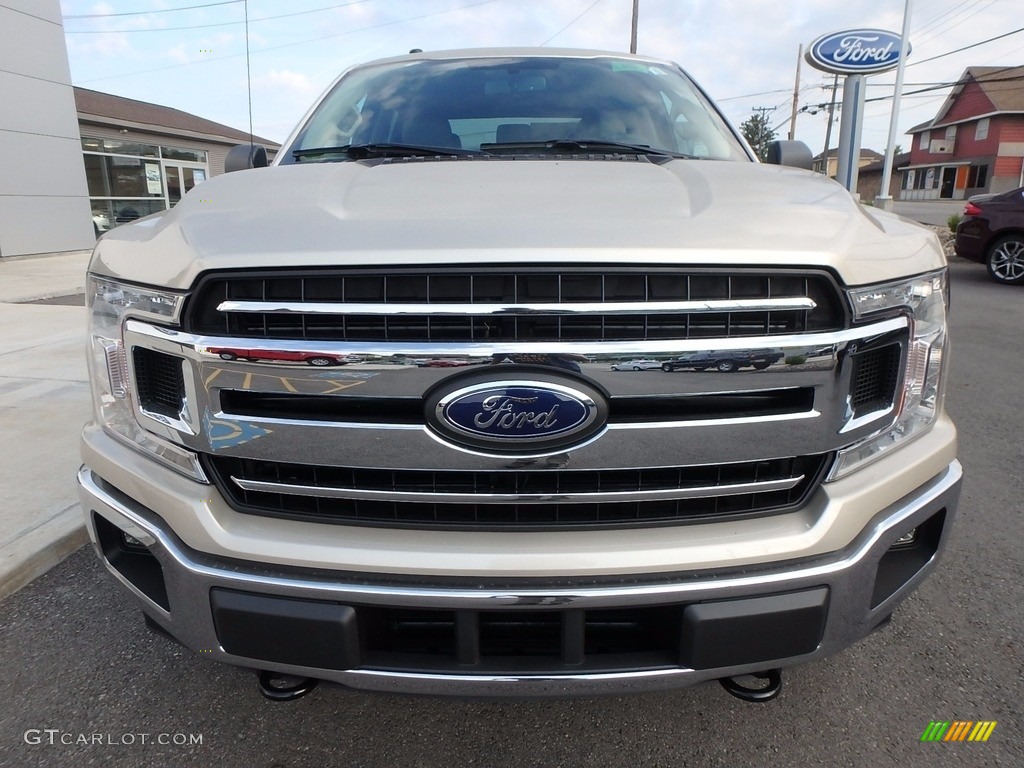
[218,352,237,361]
[986,235,1024,285]
[307,357,333,366]
[661,363,673,372]
[752,362,771,370]
[716,360,739,373]
[633,365,642,370]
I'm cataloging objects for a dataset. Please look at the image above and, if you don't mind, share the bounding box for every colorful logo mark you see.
[920,721,997,743]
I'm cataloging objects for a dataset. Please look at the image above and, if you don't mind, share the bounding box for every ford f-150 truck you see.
[78,48,961,701]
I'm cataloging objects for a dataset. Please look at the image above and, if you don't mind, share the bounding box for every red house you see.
[901,66,1024,200]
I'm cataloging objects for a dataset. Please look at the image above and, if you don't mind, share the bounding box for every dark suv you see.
[661,349,785,372]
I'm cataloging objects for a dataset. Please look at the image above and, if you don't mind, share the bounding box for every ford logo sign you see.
[806,29,909,75]
[427,379,606,455]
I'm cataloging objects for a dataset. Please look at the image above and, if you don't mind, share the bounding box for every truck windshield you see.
[284,56,749,162]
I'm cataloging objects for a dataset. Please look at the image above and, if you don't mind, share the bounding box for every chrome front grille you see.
[204,454,830,530]
[125,265,908,533]
[186,268,845,342]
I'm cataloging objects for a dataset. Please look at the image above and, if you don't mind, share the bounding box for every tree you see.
[740,109,777,162]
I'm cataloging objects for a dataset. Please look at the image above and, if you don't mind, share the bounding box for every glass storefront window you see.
[83,154,164,198]
[81,135,211,232]
[161,145,207,163]
[103,139,159,157]
[90,198,167,235]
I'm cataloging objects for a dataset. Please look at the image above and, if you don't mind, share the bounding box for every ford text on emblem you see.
[427,379,606,455]
[806,29,909,76]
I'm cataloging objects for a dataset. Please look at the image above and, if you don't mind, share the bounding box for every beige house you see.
[812,148,884,178]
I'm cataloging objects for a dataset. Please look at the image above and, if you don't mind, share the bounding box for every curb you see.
[0,506,89,602]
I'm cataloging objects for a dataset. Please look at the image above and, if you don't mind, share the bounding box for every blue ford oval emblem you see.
[428,379,605,454]
[807,29,909,75]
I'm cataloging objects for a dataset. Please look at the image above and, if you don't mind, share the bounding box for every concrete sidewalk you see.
[0,249,93,600]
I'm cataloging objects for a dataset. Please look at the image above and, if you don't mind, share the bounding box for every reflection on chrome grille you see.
[204,454,830,530]
[187,268,844,342]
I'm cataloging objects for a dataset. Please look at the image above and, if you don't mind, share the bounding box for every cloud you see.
[257,70,316,95]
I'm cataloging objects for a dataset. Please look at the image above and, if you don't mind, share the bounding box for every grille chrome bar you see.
[230,475,806,505]
[216,297,818,316]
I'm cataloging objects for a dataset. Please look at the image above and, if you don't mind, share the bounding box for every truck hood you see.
[91,157,944,290]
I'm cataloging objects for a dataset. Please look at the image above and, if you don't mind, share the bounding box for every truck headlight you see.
[87,275,205,480]
[830,270,948,480]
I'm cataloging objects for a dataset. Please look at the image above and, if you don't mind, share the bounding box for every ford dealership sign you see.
[806,29,909,75]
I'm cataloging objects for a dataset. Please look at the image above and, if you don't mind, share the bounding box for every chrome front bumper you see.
[78,460,961,697]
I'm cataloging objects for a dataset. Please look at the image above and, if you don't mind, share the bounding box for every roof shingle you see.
[74,87,279,147]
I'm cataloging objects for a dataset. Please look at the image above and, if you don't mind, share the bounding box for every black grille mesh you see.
[133,348,185,418]
[186,268,844,342]
[850,344,901,417]
[204,454,830,530]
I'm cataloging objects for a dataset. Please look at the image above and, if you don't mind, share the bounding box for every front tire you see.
[716,360,739,373]
[987,235,1024,285]
[219,352,237,361]
[307,357,334,366]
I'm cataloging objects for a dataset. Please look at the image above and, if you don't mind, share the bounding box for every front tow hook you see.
[257,670,319,702]
[719,669,783,702]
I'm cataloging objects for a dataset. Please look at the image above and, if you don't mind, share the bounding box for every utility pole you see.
[788,44,802,141]
[821,75,839,175]
[630,0,639,53]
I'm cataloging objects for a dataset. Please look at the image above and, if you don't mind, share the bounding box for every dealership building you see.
[0,1,278,258]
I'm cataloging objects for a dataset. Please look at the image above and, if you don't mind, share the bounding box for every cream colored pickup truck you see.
[78,48,961,702]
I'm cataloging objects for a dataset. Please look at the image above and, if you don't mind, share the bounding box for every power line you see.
[717,88,791,102]
[78,0,508,84]
[912,0,997,50]
[64,0,377,34]
[912,0,969,38]
[539,0,605,47]
[909,25,1024,66]
[64,0,241,19]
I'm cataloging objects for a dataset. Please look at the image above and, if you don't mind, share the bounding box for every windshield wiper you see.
[480,139,695,159]
[292,143,483,160]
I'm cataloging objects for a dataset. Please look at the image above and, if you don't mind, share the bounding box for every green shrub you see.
[785,355,807,366]
[947,213,961,232]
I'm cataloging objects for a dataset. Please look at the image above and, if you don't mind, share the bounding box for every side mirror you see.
[766,140,813,170]
[225,143,268,173]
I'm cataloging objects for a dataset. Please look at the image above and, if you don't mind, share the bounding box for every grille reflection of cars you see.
[610,359,661,371]
[954,187,1024,285]
[661,349,785,372]
[79,48,961,703]
[207,348,349,366]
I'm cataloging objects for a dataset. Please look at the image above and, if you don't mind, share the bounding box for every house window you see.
[976,118,989,141]
[920,130,930,150]
[967,165,988,188]
[944,125,956,141]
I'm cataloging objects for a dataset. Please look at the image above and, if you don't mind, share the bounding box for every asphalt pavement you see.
[0,257,1019,767]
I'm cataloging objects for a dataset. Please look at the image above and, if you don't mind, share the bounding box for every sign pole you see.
[836,74,865,194]
[805,29,910,196]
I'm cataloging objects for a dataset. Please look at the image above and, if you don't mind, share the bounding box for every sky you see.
[59,0,1024,155]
